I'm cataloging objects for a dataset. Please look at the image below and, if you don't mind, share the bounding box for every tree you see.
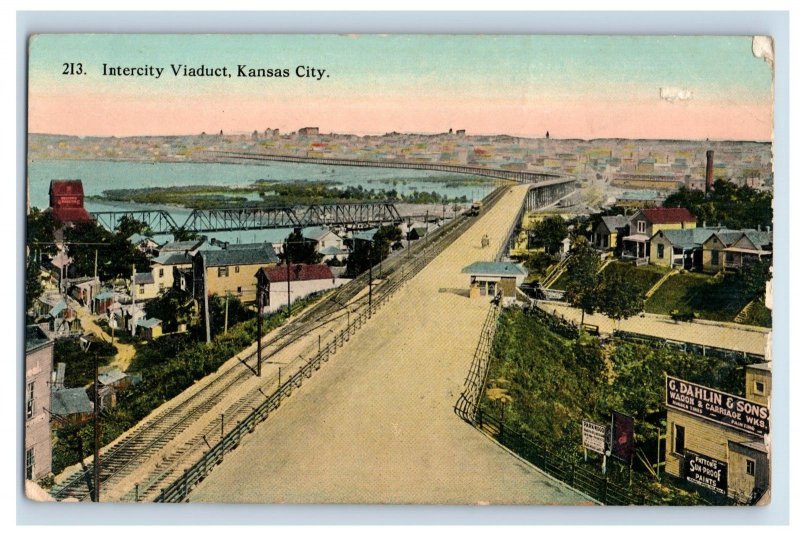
[116,215,153,238]
[25,257,44,314]
[63,221,150,281]
[171,228,201,242]
[563,236,601,325]
[279,228,321,265]
[144,288,196,333]
[26,208,58,256]
[345,225,402,277]
[737,258,772,301]
[530,216,568,255]
[663,181,772,230]
[596,267,645,325]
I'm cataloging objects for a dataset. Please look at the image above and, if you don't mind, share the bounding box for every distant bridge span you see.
[210,150,575,185]
[92,202,404,236]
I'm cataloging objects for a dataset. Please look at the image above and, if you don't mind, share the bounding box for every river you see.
[27,159,494,244]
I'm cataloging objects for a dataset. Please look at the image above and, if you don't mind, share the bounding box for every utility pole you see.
[285,247,292,316]
[223,292,229,334]
[93,249,98,280]
[368,241,373,315]
[131,264,137,337]
[202,255,211,344]
[93,349,100,502]
[256,283,263,377]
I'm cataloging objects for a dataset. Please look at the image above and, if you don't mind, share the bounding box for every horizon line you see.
[28,131,773,144]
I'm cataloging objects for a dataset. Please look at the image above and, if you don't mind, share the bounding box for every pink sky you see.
[28,93,773,141]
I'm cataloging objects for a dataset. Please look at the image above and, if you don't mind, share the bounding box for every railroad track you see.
[50,184,512,502]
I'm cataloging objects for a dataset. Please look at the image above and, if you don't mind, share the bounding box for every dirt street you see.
[189,185,591,505]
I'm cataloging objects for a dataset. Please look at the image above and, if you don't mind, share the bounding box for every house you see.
[96,368,134,410]
[622,207,697,260]
[649,227,726,270]
[65,276,101,308]
[133,271,159,301]
[25,325,53,481]
[305,229,349,263]
[665,365,770,504]
[151,251,194,293]
[136,317,163,340]
[33,291,82,338]
[48,180,93,224]
[614,190,661,210]
[92,289,115,315]
[50,387,93,428]
[193,243,280,303]
[702,229,773,274]
[462,262,528,304]
[591,215,629,250]
[255,263,346,312]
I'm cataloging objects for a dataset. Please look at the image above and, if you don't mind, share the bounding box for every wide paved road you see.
[189,185,591,505]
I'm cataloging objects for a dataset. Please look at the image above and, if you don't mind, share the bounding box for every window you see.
[237,286,242,293]
[218,266,229,277]
[235,265,240,273]
[487,282,496,297]
[637,221,646,234]
[657,244,665,259]
[26,382,34,419]
[158,283,164,290]
[754,381,765,395]
[711,250,719,265]
[25,448,34,480]
[673,424,685,455]
[158,268,164,277]
[725,252,734,263]
[139,285,145,295]
[479,282,487,296]
[746,459,756,476]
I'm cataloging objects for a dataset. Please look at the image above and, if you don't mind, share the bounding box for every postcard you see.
[24,34,774,505]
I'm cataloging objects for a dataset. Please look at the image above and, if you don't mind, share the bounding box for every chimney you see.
[705,150,715,194]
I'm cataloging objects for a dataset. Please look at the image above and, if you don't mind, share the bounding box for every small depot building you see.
[665,363,771,504]
[462,261,527,302]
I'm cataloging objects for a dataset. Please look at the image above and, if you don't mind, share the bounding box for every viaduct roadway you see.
[189,184,591,505]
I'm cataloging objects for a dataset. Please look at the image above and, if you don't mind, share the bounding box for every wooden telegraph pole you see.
[93,349,100,501]
[256,282,263,377]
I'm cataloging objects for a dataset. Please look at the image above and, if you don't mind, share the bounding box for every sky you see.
[28,34,774,140]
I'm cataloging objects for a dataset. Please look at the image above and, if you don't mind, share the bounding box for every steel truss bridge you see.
[92,202,404,236]
[92,153,577,235]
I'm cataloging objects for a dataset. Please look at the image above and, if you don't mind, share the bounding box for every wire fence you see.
[612,330,765,362]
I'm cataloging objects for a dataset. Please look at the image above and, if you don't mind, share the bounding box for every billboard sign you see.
[611,411,635,463]
[582,420,607,455]
[685,450,728,495]
[666,376,769,437]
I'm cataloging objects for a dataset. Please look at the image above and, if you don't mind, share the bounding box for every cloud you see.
[752,36,774,68]
[659,86,693,103]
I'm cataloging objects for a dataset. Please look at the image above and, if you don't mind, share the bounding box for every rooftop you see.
[51,387,93,416]
[258,263,335,283]
[159,239,205,253]
[461,262,528,277]
[641,207,696,224]
[98,369,127,386]
[199,244,280,267]
[136,317,162,328]
[25,325,52,353]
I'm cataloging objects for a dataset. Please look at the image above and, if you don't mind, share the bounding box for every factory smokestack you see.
[705,150,715,194]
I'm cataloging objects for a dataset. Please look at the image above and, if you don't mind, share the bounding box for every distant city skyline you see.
[28,35,773,141]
